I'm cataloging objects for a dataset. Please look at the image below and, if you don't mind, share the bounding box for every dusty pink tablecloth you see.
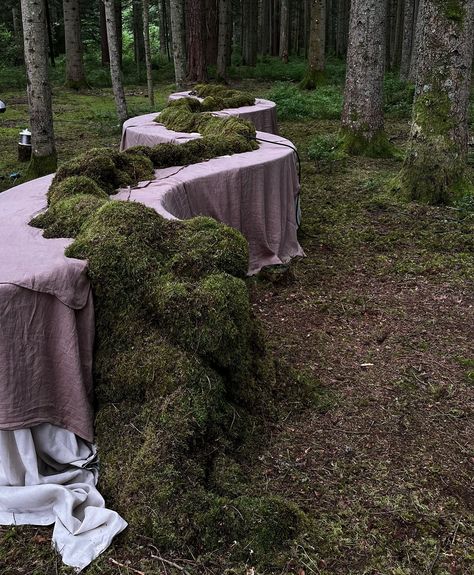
[0,176,94,442]
[117,129,304,275]
[168,92,279,134]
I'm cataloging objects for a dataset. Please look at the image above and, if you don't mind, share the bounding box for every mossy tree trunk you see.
[186,0,207,82]
[279,0,289,63]
[170,0,187,88]
[20,0,57,177]
[300,0,326,89]
[142,0,154,108]
[63,0,88,89]
[103,0,128,125]
[341,0,392,157]
[400,0,474,204]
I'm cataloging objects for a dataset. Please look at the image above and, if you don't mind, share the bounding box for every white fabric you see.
[0,423,127,571]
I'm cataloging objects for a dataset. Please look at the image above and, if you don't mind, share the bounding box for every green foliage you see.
[456,192,474,215]
[0,24,21,68]
[266,82,343,120]
[384,73,415,118]
[307,134,346,162]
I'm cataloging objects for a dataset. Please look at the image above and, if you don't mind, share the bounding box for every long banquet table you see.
[119,127,304,275]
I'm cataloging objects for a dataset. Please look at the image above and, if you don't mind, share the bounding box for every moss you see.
[340,128,395,158]
[168,216,249,278]
[192,84,255,108]
[30,194,107,238]
[47,175,108,206]
[299,69,326,91]
[400,88,470,204]
[435,0,465,21]
[27,151,57,179]
[52,148,154,194]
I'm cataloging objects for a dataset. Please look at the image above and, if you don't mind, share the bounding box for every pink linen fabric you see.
[0,177,94,442]
[117,129,304,275]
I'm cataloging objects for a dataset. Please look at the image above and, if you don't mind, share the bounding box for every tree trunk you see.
[142,0,154,108]
[408,0,423,82]
[242,0,258,66]
[115,0,123,67]
[300,0,326,89]
[217,0,230,80]
[103,0,128,124]
[400,0,474,204]
[341,0,391,156]
[63,0,88,89]
[133,0,146,67]
[205,0,218,66]
[12,6,24,63]
[100,0,110,65]
[279,0,289,62]
[20,0,57,176]
[391,0,404,69]
[170,0,187,88]
[400,0,415,79]
[186,0,207,82]
[45,0,55,66]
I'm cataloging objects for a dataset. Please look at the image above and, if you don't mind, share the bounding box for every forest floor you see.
[0,76,473,575]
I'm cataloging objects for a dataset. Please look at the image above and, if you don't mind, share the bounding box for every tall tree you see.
[170,0,186,87]
[400,0,416,80]
[341,0,392,156]
[103,0,128,124]
[279,0,289,63]
[63,0,88,89]
[242,0,258,66]
[20,0,57,176]
[133,0,146,68]
[186,0,206,82]
[400,0,474,204]
[142,0,154,107]
[300,0,326,89]
[217,0,230,81]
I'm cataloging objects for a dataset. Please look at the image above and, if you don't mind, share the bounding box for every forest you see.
[0,0,473,574]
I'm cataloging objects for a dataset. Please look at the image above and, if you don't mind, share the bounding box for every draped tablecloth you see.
[0,176,126,571]
[118,129,304,275]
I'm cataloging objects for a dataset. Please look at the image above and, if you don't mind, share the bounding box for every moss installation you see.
[189,83,256,111]
[29,140,314,569]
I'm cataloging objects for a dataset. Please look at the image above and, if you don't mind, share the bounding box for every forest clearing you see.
[0,1,473,574]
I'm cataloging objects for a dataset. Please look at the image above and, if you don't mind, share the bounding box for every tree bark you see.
[100,0,110,65]
[300,0,326,89]
[400,0,474,204]
[186,0,207,82]
[279,0,289,62]
[341,0,391,156]
[20,0,57,176]
[400,0,415,79]
[170,0,187,88]
[133,0,146,67]
[242,0,258,66]
[142,0,154,107]
[205,0,219,66]
[408,0,423,82]
[63,0,88,89]
[217,0,230,80]
[103,0,128,124]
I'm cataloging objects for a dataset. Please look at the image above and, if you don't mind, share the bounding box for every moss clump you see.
[52,148,154,194]
[61,196,309,567]
[340,128,394,159]
[299,69,326,91]
[435,0,465,21]
[30,194,107,238]
[191,84,255,108]
[47,175,108,206]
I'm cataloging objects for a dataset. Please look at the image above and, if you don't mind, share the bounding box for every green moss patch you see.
[47,175,108,206]
[30,194,107,238]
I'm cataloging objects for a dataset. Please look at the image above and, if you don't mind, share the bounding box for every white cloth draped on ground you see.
[0,176,127,570]
[168,92,279,134]
[118,129,304,274]
[0,424,127,571]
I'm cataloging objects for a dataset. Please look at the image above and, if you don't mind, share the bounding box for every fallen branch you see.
[108,557,146,575]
